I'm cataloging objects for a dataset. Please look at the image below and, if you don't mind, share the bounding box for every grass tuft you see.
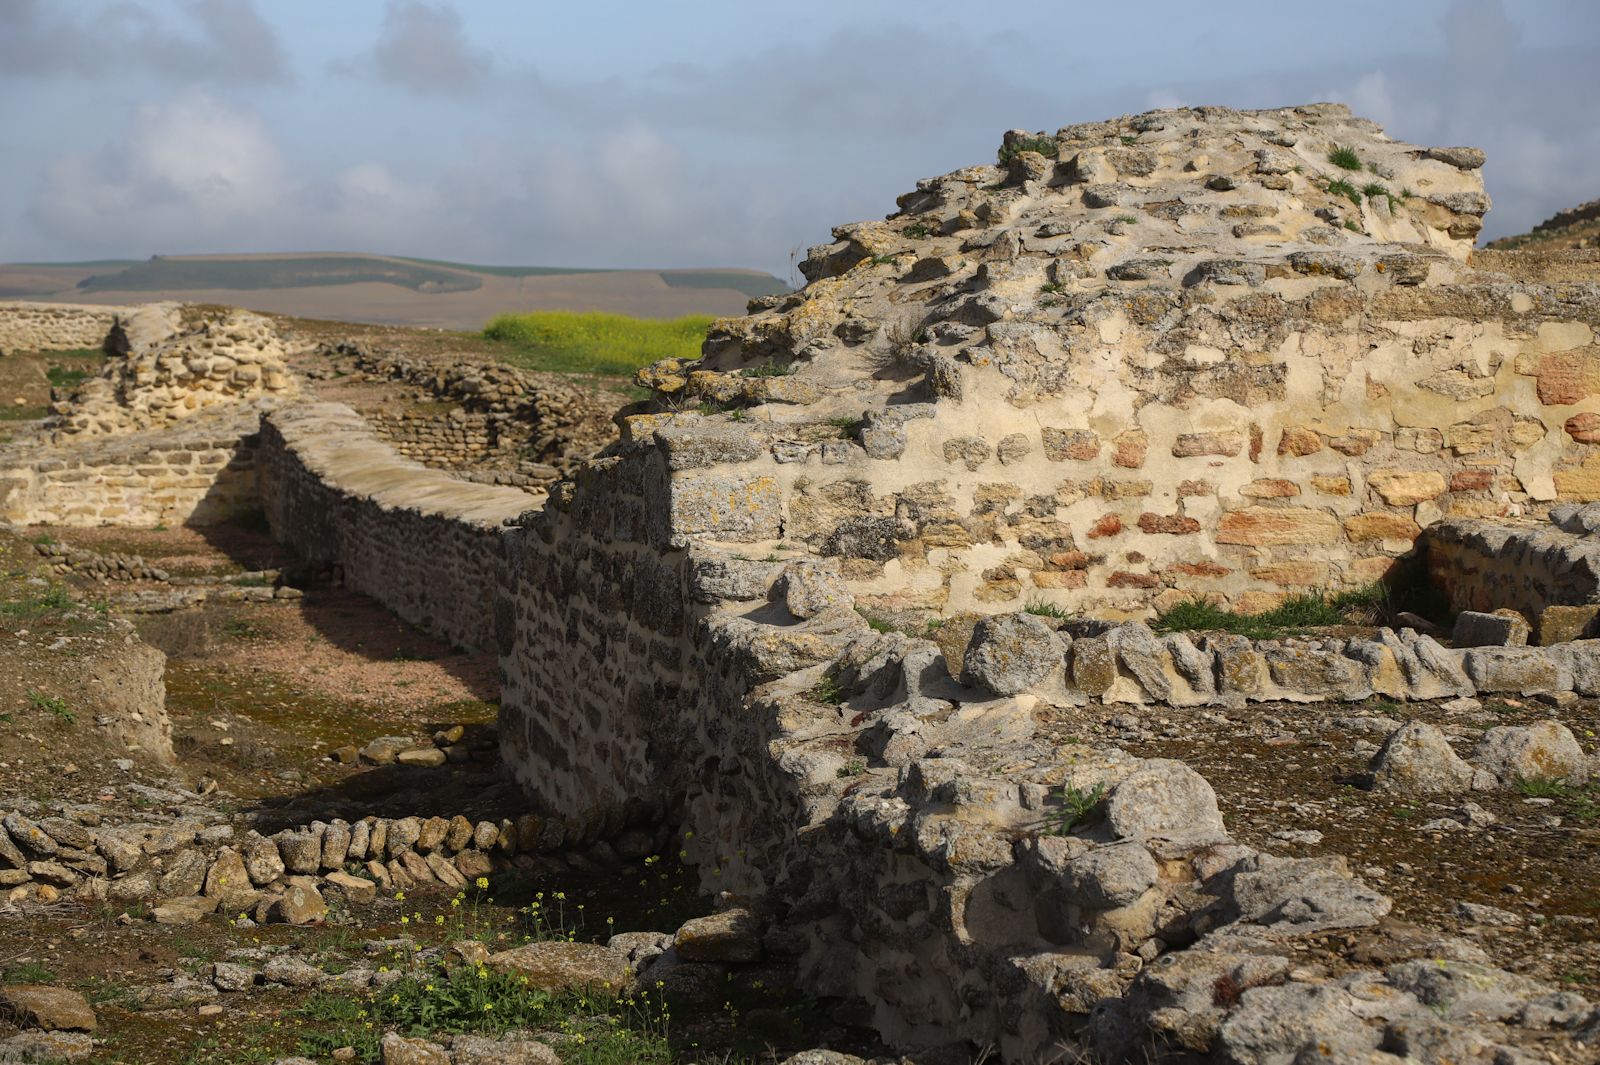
[1324,178,1363,205]
[1044,782,1106,835]
[1514,775,1571,799]
[1023,597,1072,620]
[1154,585,1385,638]
[1328,145,1363,171]
[998,136,1059,165]
[26,690,74,724]
[483,312,713,377]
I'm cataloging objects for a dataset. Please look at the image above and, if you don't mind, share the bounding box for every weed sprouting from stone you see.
[807,674,845,705]
[1324,177,1363,205]
[1043,782,1107,835]
[1514,775,1572,799]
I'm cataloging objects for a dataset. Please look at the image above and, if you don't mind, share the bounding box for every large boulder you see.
[1472,721,1590,785]
[1104,760,1227,842]
[0,985,97,1031]
[485,941,632,994]
[1369,722,1477,793]
[961,613,1061,695]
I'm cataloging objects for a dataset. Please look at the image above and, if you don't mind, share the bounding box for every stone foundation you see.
[256,402,537,654]
[0,409,263,527]
[0,301,120,355]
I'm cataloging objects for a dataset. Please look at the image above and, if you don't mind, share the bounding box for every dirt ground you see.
[1042,692,1600,993]
[1,519,887,1064]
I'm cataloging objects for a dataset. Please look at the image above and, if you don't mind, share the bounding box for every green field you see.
[482,311,712,376]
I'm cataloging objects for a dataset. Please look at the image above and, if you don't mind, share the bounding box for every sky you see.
[1,0,1596,277]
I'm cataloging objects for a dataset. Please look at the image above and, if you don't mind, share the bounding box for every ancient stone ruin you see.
[3,104,1600,1063]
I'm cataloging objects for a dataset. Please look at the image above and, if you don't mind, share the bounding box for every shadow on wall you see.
[172,472,505,707]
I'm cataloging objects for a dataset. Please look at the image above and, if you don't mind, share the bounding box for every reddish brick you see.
[1047,550,1091,569]
[1535,350,1600,406]
[1112,430,1148,469]
[1216,507,1340,546]
[1087,514,1123,539]
[1137,512,1202,534]
[1169,561,1231,578]
[1450,468,1495,491]
[1107,571,1161,589]
[1565,412,1600,443]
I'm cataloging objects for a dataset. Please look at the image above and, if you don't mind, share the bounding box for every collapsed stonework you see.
[3,104,1600,1062]
[632,102,1597,618]
[48,304,297,438]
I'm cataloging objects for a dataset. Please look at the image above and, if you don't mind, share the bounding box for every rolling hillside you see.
[0,252,788,328]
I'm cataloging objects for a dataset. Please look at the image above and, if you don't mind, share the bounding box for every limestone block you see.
[1452,610,1530,648]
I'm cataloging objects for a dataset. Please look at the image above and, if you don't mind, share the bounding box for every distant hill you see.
[0,252,789,329]
[1484,198,1600,253]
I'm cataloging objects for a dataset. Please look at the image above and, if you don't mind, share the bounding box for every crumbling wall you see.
[1427,503,1600,639]
[631,104,1600,620]
[256,402,536,654]
[0,410,262,527]
[0,301,119,355]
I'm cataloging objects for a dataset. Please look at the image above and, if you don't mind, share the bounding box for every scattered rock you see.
[673,908,763,963]
[1472,721,1590,785]
[0,985,97,1031]
[1369,721,1475,793]
[485,941,633,994]
[380,1032,449,1065]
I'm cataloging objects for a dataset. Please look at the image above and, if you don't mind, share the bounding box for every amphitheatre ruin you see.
[1,104,1599,1064]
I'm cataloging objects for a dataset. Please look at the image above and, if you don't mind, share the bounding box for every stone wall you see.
[367,409,523,468]
[630,104,1600,621]
[496,447,695,828]
[0,409,262,527]
[256,402,536,654]
[1427,502,1600,640]
[0,301,119,355]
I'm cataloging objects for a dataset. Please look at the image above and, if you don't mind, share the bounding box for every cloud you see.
[344,0,493,96]
[544,24,1058,147]
[31,90,286,250]
[0,0,289,83]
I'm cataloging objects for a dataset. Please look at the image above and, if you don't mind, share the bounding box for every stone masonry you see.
[3,104,1600,1063]
[0,301,121,355]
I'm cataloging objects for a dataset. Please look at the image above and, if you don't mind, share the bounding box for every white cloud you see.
[0,0,289,83]
[347,0,493,96]
[31,91,285,249]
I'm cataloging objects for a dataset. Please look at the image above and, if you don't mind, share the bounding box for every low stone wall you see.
[256,402,537,654]
[0,410,263,527]
[1427,503,1600,641]
[0,301,119,355]
[368,409,520,467]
